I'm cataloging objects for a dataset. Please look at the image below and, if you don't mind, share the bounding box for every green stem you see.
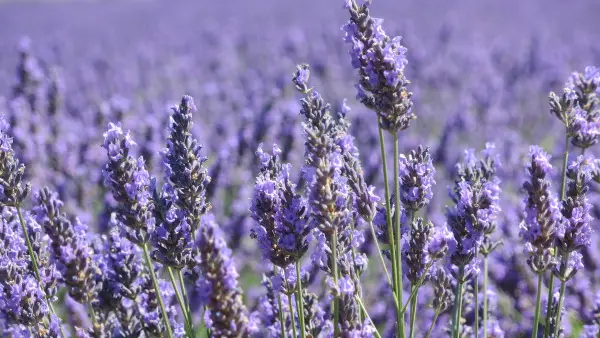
[532,273,543,338]
[451,266,465,338]
[367,220,394,292]
[544,135,569,338]
[553,280,567,338]
[178,270,194,331]
[425,311,440,338]
[409,286,418,338]
[474,274,479,338]
[401,261,434,313]
[454,281,465,338]
[167,267,193,336]
[332,228,340,337]
[483,257,489,338]
[348,222,363,325]
[355,296,382,338]
[48,302,68,338]
[16,205,67,338]
[142,243,174,338]
[287,292,297,338]
[393,133,406,338]
[278,293,287,338]
[295,261,307,338]
[378,124,400,318]
[17,206,41,280]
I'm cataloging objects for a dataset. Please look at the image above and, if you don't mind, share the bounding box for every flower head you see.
[102,123,155,245]
[521,145,561,273]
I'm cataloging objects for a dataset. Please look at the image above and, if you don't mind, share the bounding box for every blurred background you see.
[1,0,599,336]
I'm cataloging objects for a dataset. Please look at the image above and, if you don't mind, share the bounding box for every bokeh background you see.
[1,0,600,336]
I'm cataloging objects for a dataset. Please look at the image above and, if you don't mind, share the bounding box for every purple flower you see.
[338,276,356,295]
[342,0,414,133]
[151,183,193,270]
[162,95,211,233]
[520,145,561,273]
[102,122,155,245]
[0,210,58,331]
[101,223,144,303]
[404,218,444,284]
[554,155,594,281]
[250,144,310,267]
[446,145,501,280]
[398,146,436,211]
[568,106,600,149]
[138,275,180,337]
[32,187,101,304]
[191,215,249,337]
[0,115,30,207]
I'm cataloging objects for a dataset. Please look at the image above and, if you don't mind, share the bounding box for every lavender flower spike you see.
[151,182,193,270]
[193,214,250,337]
[250,144,310,267]
[33,187,101,304]
[520,145,560,273]
[163,95,211,232]
[0,115,30,207]
[554,155,594,281]
[398,146,436,211]
[343,0,414,133]
[102,122,155,245]
[0,207,61,335]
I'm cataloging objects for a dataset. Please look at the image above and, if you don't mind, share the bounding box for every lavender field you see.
[1,0,600,337]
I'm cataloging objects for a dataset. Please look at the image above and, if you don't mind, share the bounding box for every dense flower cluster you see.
[191,215,250,337]
[33,187,101,304]
[102,122,155,245]
[251,144,310,267]
[521,145,561,273]
[446,145,501,281]
[342,0,414,133]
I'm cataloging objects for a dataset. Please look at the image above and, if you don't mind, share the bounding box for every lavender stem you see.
[544,134,569,338]
[278,292,287,338]
[409,285,418,338]
[141,243,174,338]
[167,266,193,336]
[355,296,382,338]
[532,273,543,338]
[474,274,479,337]
[483,257,489,338]
[178,270,193,330]
[393,133,406,338]
[378,122,400,316]
[16,205,67,338]
[425,311,440,338]
[295,261,307,338]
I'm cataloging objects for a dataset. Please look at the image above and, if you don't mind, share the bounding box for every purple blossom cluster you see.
[0,0,599,337]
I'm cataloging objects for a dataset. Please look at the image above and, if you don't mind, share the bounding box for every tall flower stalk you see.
[446,146,501,337]
[293,64,375,336]
[552,156,593,337]
[0,114,66,336]
[102,122,174,338]
[158,95,213,335]
[191,215,250,337]
[520,146,561,338]
[250,143,310,338]
[343,0,416,335]
[545,67,599,337]
[33,187,102,332]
